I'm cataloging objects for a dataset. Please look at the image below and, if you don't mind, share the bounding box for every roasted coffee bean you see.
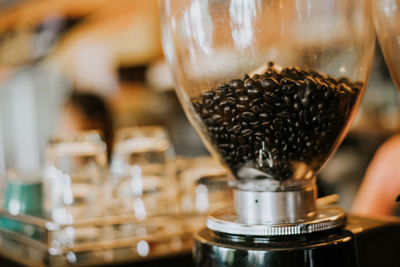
[250,105,261,114]
[219,143,230,150]
[293,101,301,112]
[283,95,291,106]
[213,94,222,102]
[273,118,284,127]
[236,104,247,111]
[223,106,231,116]
[274,138,280,145]
[232,124,242,134]
[239,144,251,155]
[306,141,314,148]
[235,89,246,96]
[261,77,279,90]
[229,79,244,89]
[242,112,255,121]
[247,87,261,97]
[264,92,279,102]
[254,141,261,149]
[251,97,263,106]
[278,111,292,119]
[244,79,256,88]
[212,114,222,123]
[261,121,271,127]
[241,128,254,137]
[191,63,361,181]
[237,135,246,145]
[193,101,202,111]
[259,113,269,121]
[239,95,250,103]
[254,135,263,142]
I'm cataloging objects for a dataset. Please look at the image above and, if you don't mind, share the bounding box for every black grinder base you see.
[193,215,400,267]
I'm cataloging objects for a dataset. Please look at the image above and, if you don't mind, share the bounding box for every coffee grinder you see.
[161,0,400,266]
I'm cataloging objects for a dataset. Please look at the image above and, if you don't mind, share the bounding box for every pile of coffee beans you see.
[192,63,362,181]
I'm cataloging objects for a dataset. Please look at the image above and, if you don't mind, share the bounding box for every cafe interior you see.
[0,0,399,266]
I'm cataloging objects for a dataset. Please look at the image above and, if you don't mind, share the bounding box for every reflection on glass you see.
[137,240,150,257]
[183,0,213,57]
[43,130,107,222]
[229,0,260,48]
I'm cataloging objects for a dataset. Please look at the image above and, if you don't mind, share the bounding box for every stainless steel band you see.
[234,186,317,224]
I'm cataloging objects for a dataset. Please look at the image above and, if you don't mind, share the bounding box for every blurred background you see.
[0,0,397,208]
[0,0,398,265]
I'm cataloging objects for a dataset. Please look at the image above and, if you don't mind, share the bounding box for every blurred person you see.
[58,91,114,160]
[352,135,400,217]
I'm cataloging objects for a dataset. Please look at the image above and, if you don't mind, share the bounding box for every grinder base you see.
[194,214,400,267]
[194,226,357,267]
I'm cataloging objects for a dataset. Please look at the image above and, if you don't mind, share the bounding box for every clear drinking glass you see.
[161,0,375,191]
[43,130,107,222]
[110,126,176,217]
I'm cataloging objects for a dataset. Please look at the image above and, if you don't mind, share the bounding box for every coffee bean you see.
[232,124,242,134]
[261,77,278,90]
[305,77,317,88]
[241,128,254,137]
[238,135,246,145]
[236,104,247,111]
[264,136,272,145]
[251,105,261,114]
[239,145,251,155]
[293,101,301,112]
[244,79,255,88]
[193,101,202,111]
[306,141,314,148]
[212,114,222,123]
[264,92,279,102]
[223,106,231,116]
[229,79,244,89]
[242,112,255,121]
[259,113,269,121]
[247,87,261,97]
[273,118,284,127]
[262,121,271,127]
[283,95,291,106]
[219,143,230,150]
[251,97,263,106]
[235,89,246,96]
[191,63,361,181]
[278,111,292,119]
[239,95,250,103]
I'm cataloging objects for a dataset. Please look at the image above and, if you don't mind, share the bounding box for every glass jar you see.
[161,0,375,224]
